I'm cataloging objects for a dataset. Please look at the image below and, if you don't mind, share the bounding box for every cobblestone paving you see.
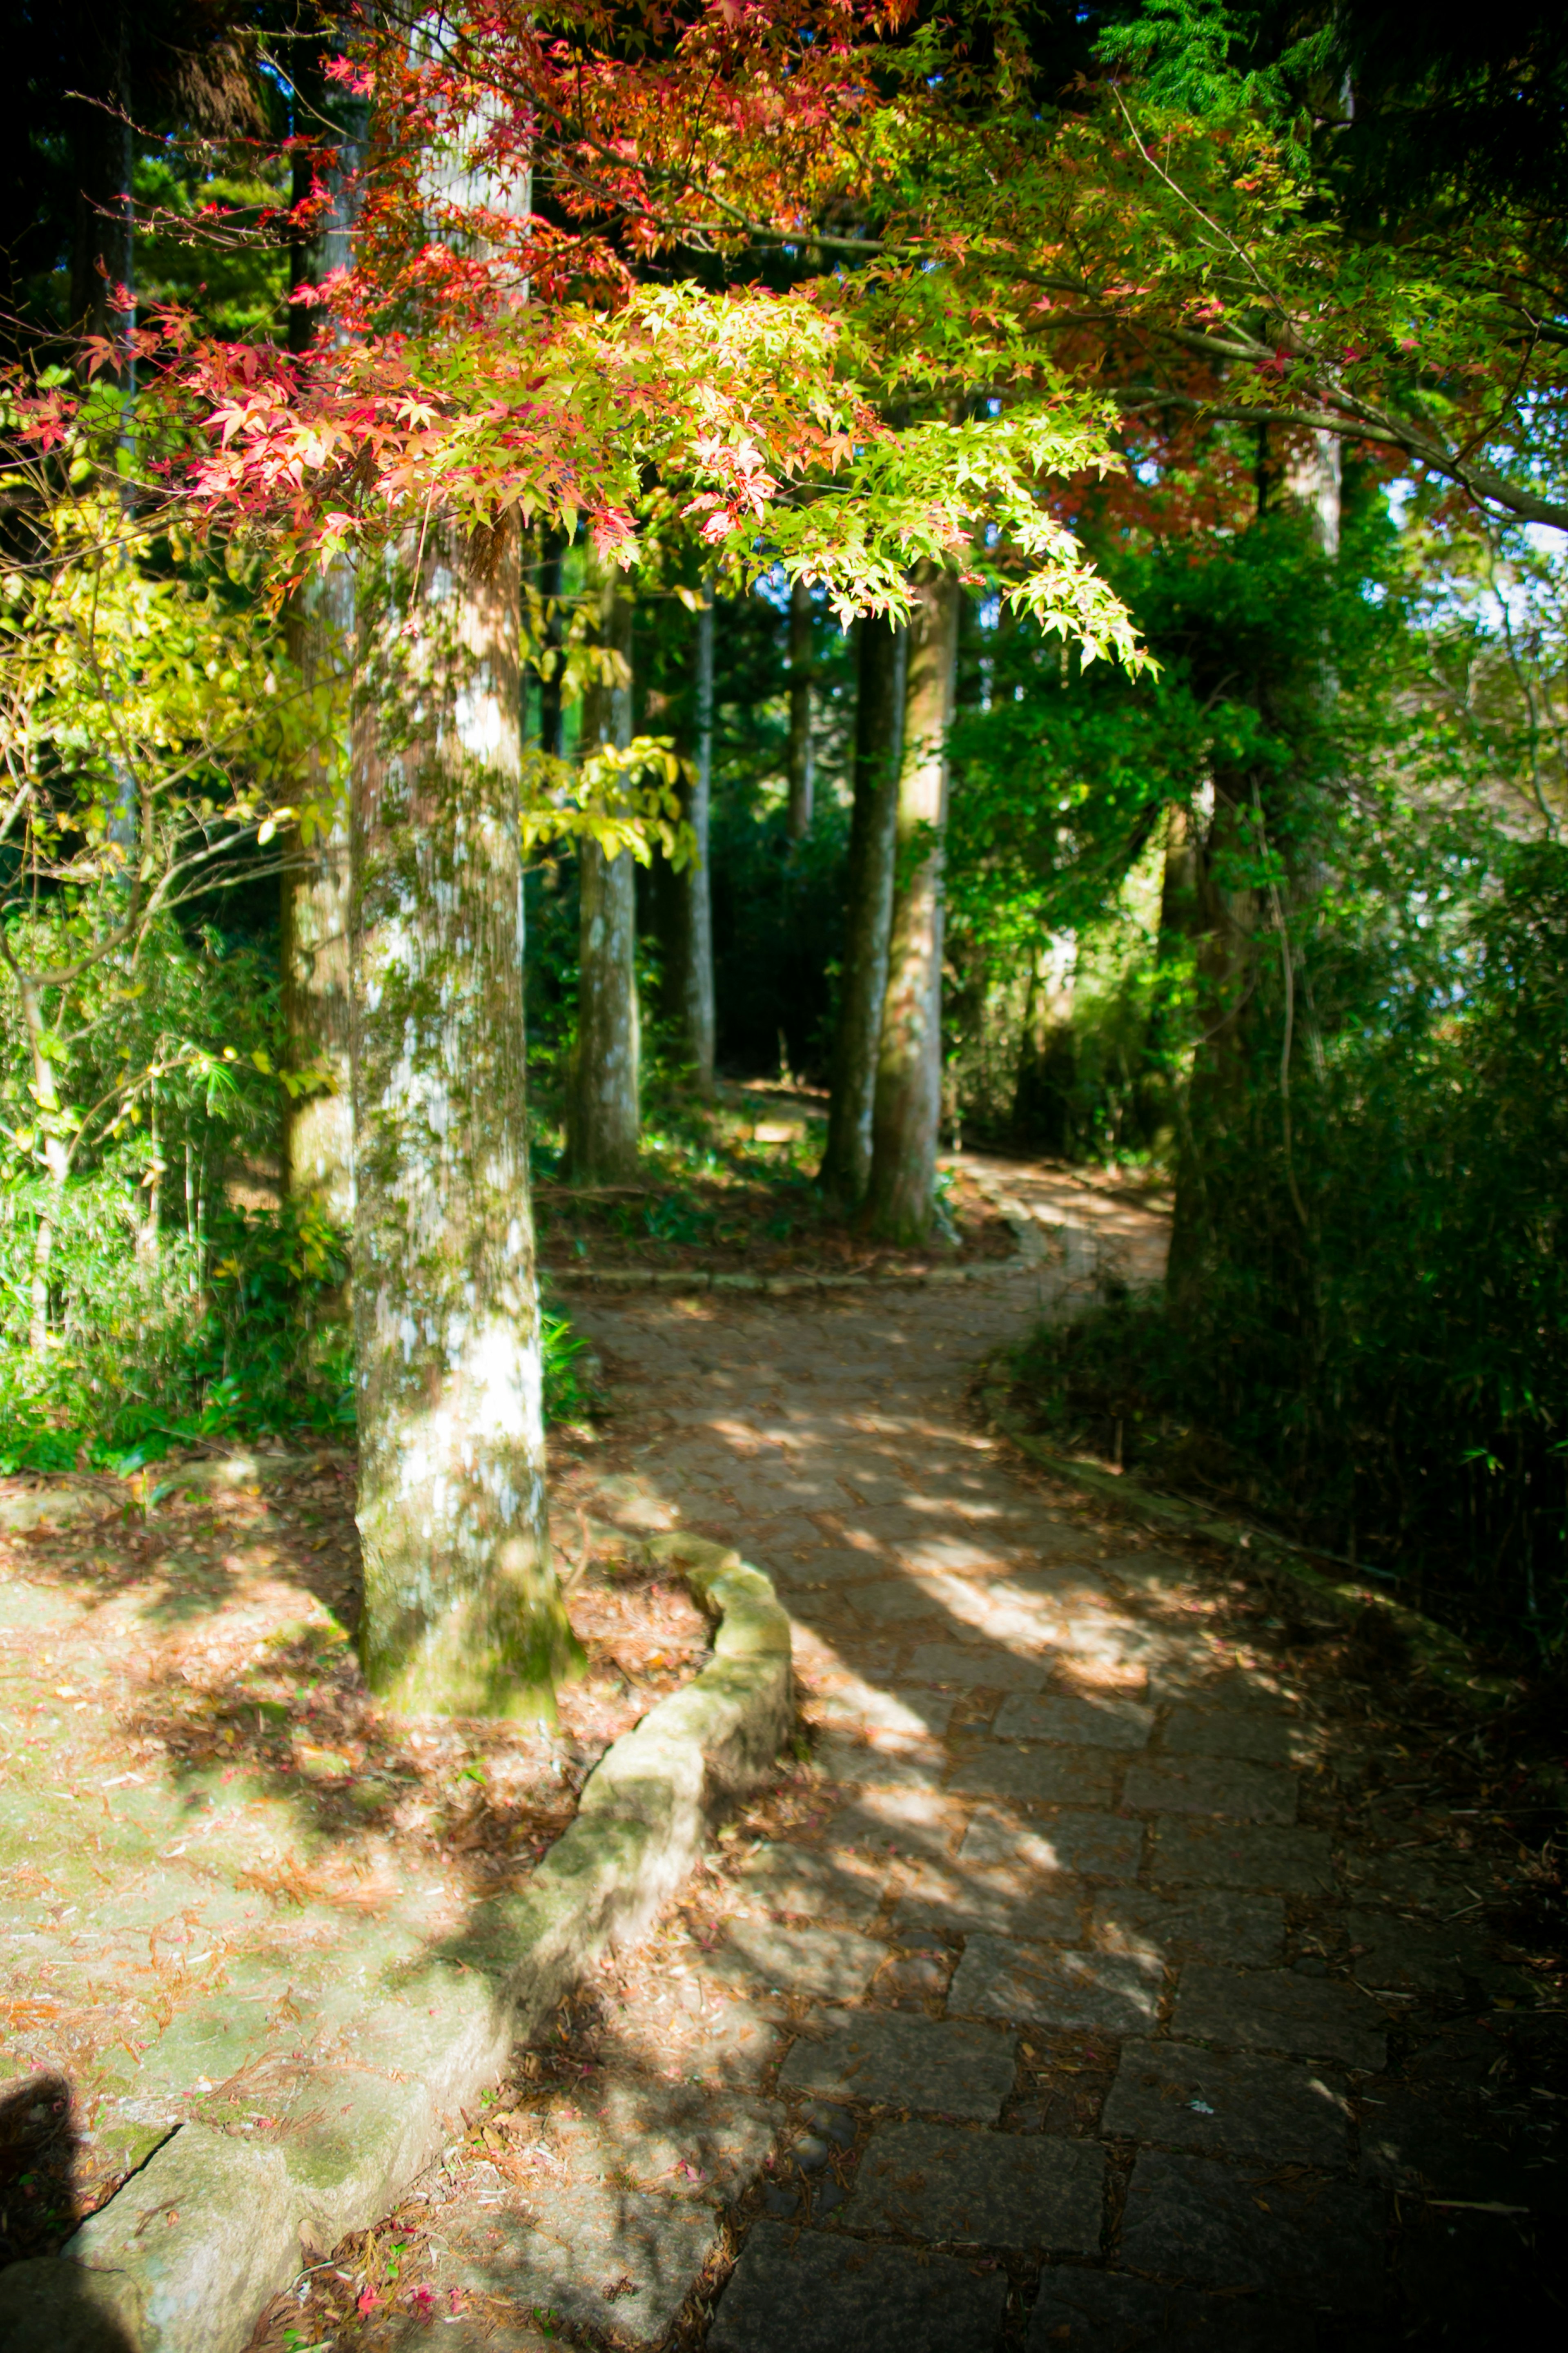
[343,1184,1561,2353]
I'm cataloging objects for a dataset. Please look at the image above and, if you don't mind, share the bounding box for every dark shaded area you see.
[0,2071,81,2264]
[0,2074,136,2347]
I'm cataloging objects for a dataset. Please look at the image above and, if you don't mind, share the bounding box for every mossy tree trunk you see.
[1167,441,1341,1303]
[282,561,354,1219]
[350,511,579,1720]
[864,568,960,1243]
[565,567,640,1181]
[281,68,362,1220]
[820,613,907,1206]
[654,582,716,1093]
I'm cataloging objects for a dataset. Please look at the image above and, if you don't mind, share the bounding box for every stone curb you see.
[980,1388,1520,1716]
[2,1540,793,2353]
[545,1257,1025,1296]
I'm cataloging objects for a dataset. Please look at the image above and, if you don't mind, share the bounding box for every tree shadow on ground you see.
[0,2074,136,2350]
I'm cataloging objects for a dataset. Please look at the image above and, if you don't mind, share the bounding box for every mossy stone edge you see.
[4,1537,793,2353]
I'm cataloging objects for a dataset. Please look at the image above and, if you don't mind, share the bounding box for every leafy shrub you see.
[1013,838,1568,1663]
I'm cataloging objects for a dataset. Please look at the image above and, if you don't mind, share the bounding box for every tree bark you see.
[564,567,640,1182]
[786,574,814,840]
[654,583,716,1092]
[1167,439,1342,1300]
[864,569,960,1243]
[820,613,907,1205]
[282,563,354,1218]
[280,65,363,1219]
[350,511,578,1719]
[18,975,70,1356]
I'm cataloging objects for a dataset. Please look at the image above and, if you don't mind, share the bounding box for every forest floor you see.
[0,1455,713,2263]
[535,1084,1029,1282]
[254,1165,1565,2353]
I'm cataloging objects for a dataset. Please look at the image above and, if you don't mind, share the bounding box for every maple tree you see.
[128,0,1156,1714]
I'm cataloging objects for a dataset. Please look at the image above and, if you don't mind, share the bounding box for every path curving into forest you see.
[350,1161,1559,2353]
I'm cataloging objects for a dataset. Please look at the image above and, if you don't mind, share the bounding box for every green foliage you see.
[0,1185,352,1474]
[1014,830,1568,1662]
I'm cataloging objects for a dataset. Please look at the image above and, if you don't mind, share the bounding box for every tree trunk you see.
[786,575,814,839]
[536,528,566,758]
[654,583,716,1092]
[1167,441,1342,1300]
[820,614,907,1205]
[18,975,71,1354]
[864,569,960,1243]
[350,511,578,1719]
[1165,775,1263,1303]
[565,568,640,1182]
[282,563,355,1218]
[281,65,363,1219]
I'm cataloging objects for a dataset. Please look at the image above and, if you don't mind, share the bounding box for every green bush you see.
[1013,836,1568,1663]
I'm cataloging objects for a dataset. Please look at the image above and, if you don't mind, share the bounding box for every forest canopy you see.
[3,0,1567,1700]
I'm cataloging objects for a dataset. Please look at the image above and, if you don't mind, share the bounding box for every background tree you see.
[564,564,641,1185]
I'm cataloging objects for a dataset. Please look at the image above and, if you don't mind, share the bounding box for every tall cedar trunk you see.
[653,585,716,1092]
[565,570,639,1182]
[1165,779,1260,1302]
[280,75,363,1217]
[864,569,960,1242]
[282,562,355,1217]
[787,575,814,839]
[1167,442,1341,1301]
[820,615,907,1204]
[350,513,578,1718]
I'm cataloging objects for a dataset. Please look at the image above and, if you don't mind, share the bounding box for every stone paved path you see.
[330,1173,1561,2353]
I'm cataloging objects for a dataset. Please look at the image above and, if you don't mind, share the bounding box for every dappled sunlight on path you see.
[295,1166,1561,2353]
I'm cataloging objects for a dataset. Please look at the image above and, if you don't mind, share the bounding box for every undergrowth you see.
[0,1183,597,1474]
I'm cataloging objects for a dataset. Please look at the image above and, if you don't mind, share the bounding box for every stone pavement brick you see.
[949,1934,1162,2036]
[812,1735,949,1791]
[909,1643,1047,1690]
[1341,1909,1475,1994]
[708,2221,1009,2353]
[816,1681,955,1738]
[1025,2267,1315,2352]
[1103,2038,1350,2165]
[947,1745,1120,1805]
[890,1857,1083,1945]
[1163,1703,1303,1764]
[844,1580,957,1624]
[1118,2150,1386,2310]
[734,1841,889,1927]
[1172,1965,1387,2072]
[962,1805,1144,1882]
[844,2118,1105,2251]
[1091,1888,1285,1969]
[1149,1818,1334,1894]
[1122,1758,1298,1823]
[717,1919,885,2003]
[993,1692,1154,1750]
[1340,1846,1454,1909]
[902,1534,1015,1575]
[826,1788,964,1862]
[778,2007,1018,2121]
